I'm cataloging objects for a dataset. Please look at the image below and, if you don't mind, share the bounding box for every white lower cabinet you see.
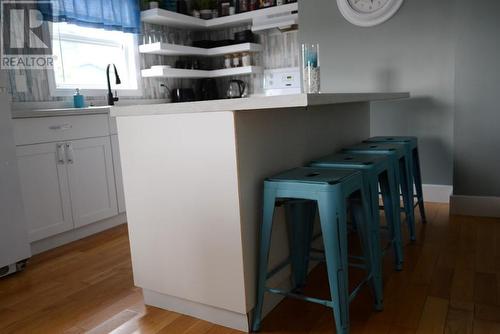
[66,137,118,228]
[16,137,118,241]
[16,142,73,242]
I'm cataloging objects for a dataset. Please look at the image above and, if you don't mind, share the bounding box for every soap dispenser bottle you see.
[73,88,85,108]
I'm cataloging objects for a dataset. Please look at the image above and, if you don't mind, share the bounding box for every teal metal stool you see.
[252,167,383,334]
[342,143,416,241]
[310,153,404,271]
[364,136,427,223]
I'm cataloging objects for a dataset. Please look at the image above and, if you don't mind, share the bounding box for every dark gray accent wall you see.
[453,0,500,196]
[298,0,456,185]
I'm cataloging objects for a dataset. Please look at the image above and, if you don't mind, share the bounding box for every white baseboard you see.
[450,195,500,218]
[143,289,250,332]
[422,184,452,204]
[30,213,127,255]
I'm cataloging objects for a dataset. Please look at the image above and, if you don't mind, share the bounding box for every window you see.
[49,22,141,96]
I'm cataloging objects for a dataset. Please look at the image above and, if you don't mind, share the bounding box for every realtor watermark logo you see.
[1,0,54,69]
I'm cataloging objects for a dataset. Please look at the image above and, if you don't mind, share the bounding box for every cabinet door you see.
[16,143,73,242]
[66,137,118,228]
[111,135,126,213]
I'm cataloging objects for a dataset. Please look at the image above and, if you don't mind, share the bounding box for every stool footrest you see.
[309,254,367,270]
[349,273,373,303]
[266,288,333,308]
[266,271,373,308]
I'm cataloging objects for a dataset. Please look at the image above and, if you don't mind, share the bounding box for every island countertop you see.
[110,92,409,117]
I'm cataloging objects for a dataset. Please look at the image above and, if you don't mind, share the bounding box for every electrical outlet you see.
[263,67,301,96]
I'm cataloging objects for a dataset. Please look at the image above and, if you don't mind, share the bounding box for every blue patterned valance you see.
[38,0,141,34]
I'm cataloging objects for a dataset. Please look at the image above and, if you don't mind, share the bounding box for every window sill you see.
[49,88,143,98]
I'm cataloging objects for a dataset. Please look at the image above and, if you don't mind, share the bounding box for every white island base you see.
[112,93,408,332]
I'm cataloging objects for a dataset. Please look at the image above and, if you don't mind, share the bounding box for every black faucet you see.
[106,64,121,105]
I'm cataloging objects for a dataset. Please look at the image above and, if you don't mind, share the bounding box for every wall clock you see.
[337,0,404,27]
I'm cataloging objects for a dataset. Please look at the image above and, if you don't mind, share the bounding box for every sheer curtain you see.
[39,0,141,33]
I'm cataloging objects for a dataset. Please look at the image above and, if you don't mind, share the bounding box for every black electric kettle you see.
[226,80,247,99]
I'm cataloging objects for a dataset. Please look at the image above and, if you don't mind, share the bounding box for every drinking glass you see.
[301,43,321,94]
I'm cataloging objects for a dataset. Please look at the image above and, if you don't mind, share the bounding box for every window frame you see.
[48,23,143,97]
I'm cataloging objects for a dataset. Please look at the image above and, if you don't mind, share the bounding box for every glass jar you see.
[224,54,232,69]
[259,0,273,8]
[232,53,241,67]
[241,52,251,66]
[237,0,249,12]
[219,1,230,16]
[301,43,320,93]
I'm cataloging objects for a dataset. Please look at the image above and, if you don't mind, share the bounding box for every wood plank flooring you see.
[1,203,500,333]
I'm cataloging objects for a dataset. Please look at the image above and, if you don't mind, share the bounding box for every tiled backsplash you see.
[8,22,298,103]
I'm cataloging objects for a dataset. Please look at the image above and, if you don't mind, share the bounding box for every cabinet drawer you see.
[13,114,110,146]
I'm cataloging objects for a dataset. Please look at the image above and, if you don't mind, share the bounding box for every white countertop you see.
[12,106,111,119]
[110,93,410,117]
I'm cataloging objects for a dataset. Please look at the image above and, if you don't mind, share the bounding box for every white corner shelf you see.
[139,42,262,57]
[141,66,263,79]
[141,3,298,30]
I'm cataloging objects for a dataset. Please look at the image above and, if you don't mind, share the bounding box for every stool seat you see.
[267,167,360,185]
[312,153,388,167]
[343,142,406,158]
[343,142,417,241]
[364,136,427,224]
[310,153,404,271]
[365,136,418,149]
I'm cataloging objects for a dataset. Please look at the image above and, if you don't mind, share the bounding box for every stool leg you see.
[367,179,384,272]
[252,187,277,332]
[285,200,316,290]
[379,170,403,270]
[352,188,384,311]
[413,148,427,223]
[399,158,416,241]
[318,194,349,334]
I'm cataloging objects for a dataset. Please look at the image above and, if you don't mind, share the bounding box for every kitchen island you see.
[110,93,409,332]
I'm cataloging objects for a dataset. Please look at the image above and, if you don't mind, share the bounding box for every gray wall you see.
[453,0,500,196]
[299,0,456,186]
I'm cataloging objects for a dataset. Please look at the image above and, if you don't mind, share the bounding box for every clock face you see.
[337,0,403,27]
[348,0,390,14]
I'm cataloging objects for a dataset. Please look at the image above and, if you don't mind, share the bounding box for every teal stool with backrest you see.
[342,143,416,241]
[364,136,427,223]
[252,167,383,334]
[310,153,404,271]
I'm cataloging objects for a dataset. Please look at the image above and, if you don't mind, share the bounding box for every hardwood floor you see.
[1,203,500,333]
